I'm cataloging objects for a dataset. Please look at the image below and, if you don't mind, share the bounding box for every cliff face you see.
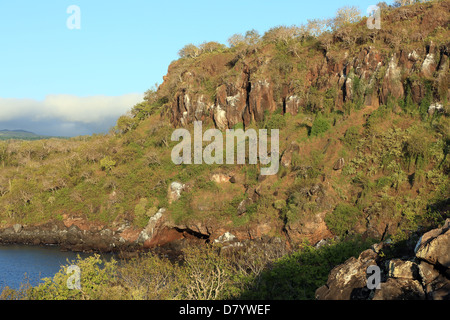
[165,41,448,129]
[160,1,449,131]
[127,1,450,251]
[166,60,277,130]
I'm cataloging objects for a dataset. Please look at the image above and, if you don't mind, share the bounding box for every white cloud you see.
[0,93,144,136]
[0,98,39,122]
[40,94,144,123]
[0,93,143,123]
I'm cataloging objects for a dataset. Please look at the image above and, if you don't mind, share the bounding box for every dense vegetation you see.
[1,237,376,300]
[0,0,449,300]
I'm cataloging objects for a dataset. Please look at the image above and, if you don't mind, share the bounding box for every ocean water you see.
[0,244,94,290]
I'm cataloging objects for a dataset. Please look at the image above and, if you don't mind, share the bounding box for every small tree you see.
[228,30,261,48]
[263,25,302,45]
[100,156,116,172]
[116,115,135,134]
[306,18,330,37]
[179,246,236,300]
[178,44,200,58]
[144,85,159,104]
[329,6,362,31]
[228,33,245,48]
[199,41,226,53]
[393,0,417,7]
[244,29,261,46]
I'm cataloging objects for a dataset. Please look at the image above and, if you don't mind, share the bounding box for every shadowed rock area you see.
[316,219,450,300]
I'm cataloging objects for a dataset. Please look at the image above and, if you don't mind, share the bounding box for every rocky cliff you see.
[160,1,449,131]
[145,1,450,248]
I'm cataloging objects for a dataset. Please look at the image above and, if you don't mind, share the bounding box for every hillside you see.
[0,0,449,300]
[0,130,55,141]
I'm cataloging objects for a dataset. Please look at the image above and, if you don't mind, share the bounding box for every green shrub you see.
[264,114,286,131]
[325,203,361,237]
[118,252,181,300]
[233,122,244,130]
[168,192,194,224]
[419,80,433,120]
[323,88,337,113]
[376,176,392,189]
[134,198,158,228]
[306,87,324,113]
[100,156,116,172]
[28,254,118,300]
[351,76,365,110]
[310,116,330,137]
[343,126,360,149]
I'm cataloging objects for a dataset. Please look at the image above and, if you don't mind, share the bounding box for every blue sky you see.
[0,0,389,136]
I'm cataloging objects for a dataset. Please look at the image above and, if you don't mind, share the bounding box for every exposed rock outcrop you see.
[168,181,186,204]
[333,158,345,171]
[164,35,448,131]
[316,219,450,300]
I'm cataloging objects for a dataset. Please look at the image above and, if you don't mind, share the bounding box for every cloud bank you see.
[0,93,144,137]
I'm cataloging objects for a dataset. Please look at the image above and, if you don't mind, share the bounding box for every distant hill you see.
[0,130,64,140]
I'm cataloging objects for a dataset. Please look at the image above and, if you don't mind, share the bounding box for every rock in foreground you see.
[316,219,450,300]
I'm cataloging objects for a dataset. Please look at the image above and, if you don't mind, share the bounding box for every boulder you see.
[421,53,437,78]
[418,261,440,285]
[168,182,185,204]
[387,259,418,280]
[248,80,276,123]
[428,103,444,116]
[210,173,230,183]
[380,54,404,104]
[213,104,228,130]
[415,219,450,268]
[280,142,300,168]
[372,278,425,300]
[333,158,345,170]
[316,219,450,300]
[286,210,333,246]
[408,50,420,62]
[424,275,450,300]
[237,198,253,216]
[214,232,237,244]
[12,224,23,234]
[284,95,302,115]
[315,248,378,300]
[138,208,166,243]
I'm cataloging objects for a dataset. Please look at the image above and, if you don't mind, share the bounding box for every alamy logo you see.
[67,265,81,290]
[171,121,280,176]
[367,5,381,30]
[366,265,381,290]
[66,5,81,30]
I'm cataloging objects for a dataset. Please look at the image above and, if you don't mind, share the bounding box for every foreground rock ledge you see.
[316,219,450,300]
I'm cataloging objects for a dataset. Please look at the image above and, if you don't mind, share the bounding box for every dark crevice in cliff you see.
[174,227,210,243]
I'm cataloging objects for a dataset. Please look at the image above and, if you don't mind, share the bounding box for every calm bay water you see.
[0,245,94,290]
